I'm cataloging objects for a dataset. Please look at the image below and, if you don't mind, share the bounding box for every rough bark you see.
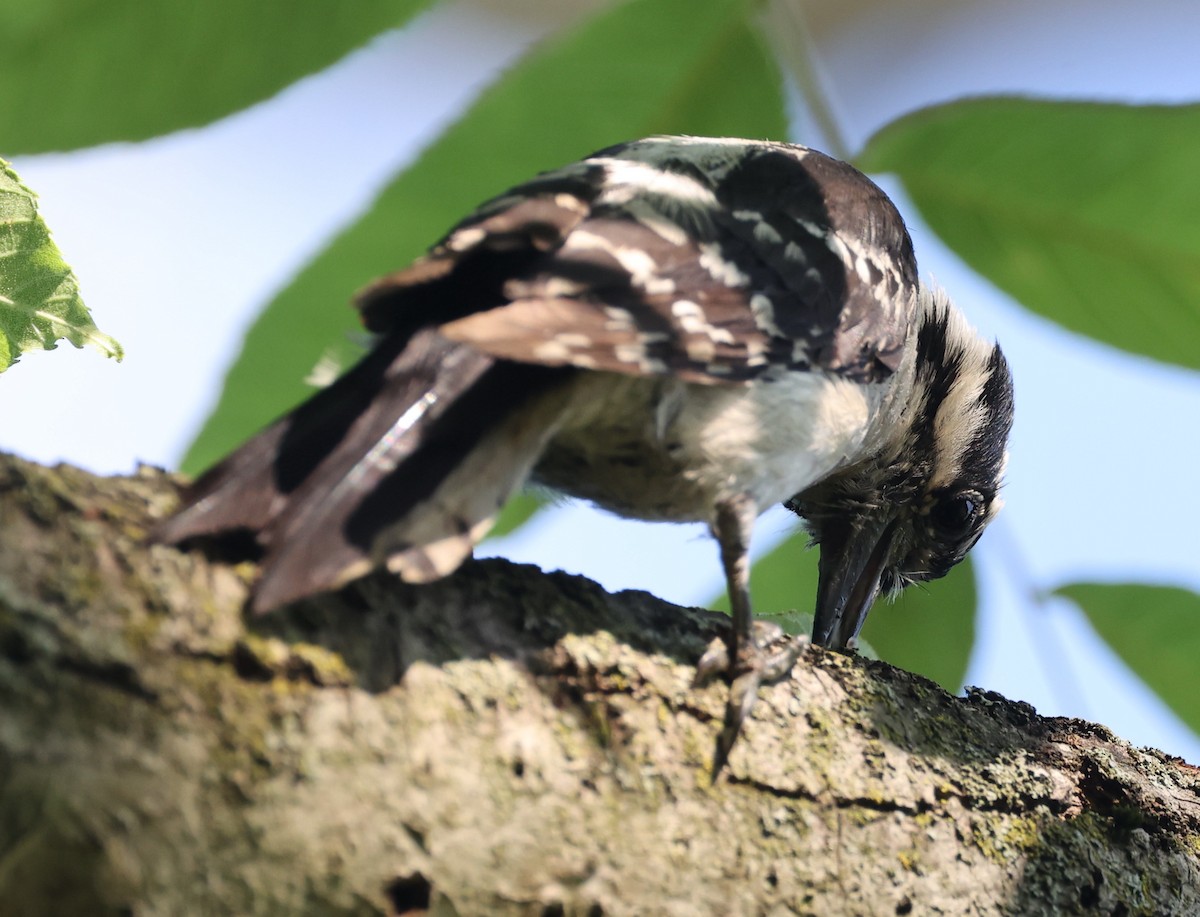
[1,452,1199,917]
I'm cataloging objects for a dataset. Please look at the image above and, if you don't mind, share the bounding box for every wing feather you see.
[356,138,920,388]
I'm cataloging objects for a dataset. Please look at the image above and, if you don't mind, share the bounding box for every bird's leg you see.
[696,494,808,777]
[714,494,756,658]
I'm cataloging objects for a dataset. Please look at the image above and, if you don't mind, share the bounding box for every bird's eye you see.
[931,491,982,537]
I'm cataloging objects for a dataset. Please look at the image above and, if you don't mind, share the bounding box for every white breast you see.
[533,369,899,525]
[666,371,890,510]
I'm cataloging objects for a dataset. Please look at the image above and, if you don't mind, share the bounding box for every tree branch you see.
[1,452,1198,915]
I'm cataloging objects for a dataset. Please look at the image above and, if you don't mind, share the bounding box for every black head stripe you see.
[907,305,959,459]
[959,343,1015,492]
[907,299,1014,497]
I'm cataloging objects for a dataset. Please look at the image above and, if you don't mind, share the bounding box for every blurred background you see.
[4,0,1200,759]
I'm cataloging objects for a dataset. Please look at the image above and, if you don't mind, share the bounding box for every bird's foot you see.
[694,620,809,779]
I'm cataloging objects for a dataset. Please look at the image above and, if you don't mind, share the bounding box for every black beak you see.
[812,515,898,650]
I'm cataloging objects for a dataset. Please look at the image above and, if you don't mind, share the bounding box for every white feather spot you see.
[625,199,689,246]
[575,234,675,297]
[563,229,615,254]
[750,293,782,336]
[784,241,809,265]
[634,356,668,373]
[609,244,658,282]
[595,158,718,207]
[686,338,716,361]
[614,343,647,364]
[305,350,344,388]
[447,226,486,251]
[553,193,588,213]
[538,276,588,297]
[532,340,573,361]
[698,243,749,287]
[855,255,874,284]
[795,218,827,240]
[555,332,593,348]
[603,306,634,330]
[825,233,851,264]
[753,221,783,245]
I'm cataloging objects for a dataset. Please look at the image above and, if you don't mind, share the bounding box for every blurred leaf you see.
[710,531,975,691]
[861,559,975,693]
[487,492,548,540]
[859,98,1200,371]
[182,0,786,473]
[0,159,122,370]
[1057,582,1200,734]
[0,0,433,154]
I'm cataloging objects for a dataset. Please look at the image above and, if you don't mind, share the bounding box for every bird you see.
[156,135,1015,773]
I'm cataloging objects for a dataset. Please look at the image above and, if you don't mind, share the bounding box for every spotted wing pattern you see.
[358,136,920,386]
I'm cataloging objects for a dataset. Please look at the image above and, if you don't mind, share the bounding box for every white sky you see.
[5,0,1200,759]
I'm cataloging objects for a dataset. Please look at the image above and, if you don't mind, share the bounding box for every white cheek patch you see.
[924,298,1002,491]
[930,368,988,488]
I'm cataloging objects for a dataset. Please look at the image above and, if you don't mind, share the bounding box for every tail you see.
[156,328,570,612]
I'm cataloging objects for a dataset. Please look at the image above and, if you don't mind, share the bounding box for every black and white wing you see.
[360,136,920,385]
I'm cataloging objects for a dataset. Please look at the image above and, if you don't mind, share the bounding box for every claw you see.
[711,668,765,777]
[694,635,732,687]
[703,495,811,780]
[699,620,809,780]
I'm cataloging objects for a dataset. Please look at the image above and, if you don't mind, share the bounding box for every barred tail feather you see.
[158,329,571,612]
[251,343,571,611]
[153,330,413,547]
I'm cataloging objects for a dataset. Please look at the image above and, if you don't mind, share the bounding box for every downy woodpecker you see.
[158,137,1014,770]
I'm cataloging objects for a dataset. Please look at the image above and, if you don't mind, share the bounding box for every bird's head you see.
[788,288,1015,650]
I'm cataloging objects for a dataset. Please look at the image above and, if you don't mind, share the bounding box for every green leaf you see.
[0,159,122,371]
[710,530,975,692]
[1057,582,1200,734]
[861,559,975,693]
[486,492,548,541]
[859,98,1200,371]
[182,0,786,474]
[0,0,433,154]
